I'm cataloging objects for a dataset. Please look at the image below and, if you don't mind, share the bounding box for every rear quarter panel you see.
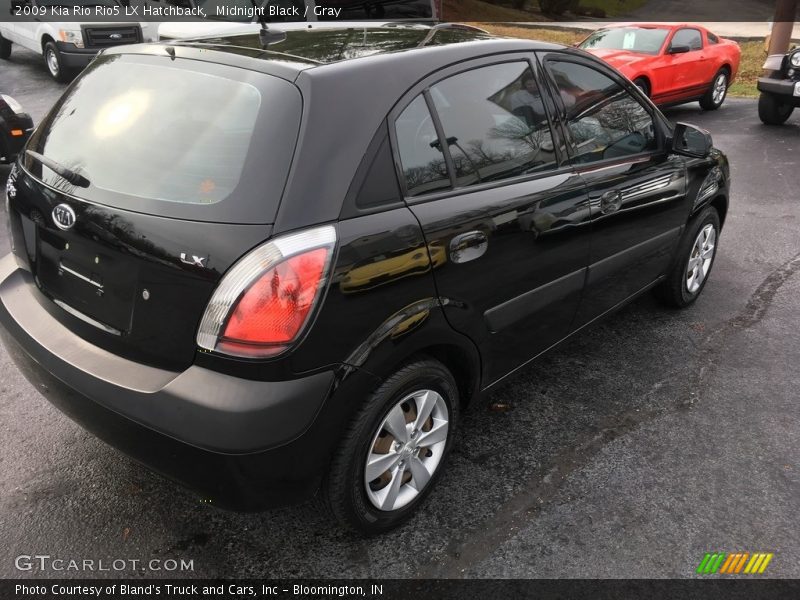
[717,39,742,82]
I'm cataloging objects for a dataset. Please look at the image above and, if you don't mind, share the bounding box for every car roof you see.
[185,24,498,66]
[106,24,565,81]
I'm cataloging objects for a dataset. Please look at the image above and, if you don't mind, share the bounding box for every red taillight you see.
[220,248,327,350]
[197,225,337,358]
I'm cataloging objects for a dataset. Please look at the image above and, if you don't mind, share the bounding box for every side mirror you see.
[671,123,713,158]
[669,44,691,54]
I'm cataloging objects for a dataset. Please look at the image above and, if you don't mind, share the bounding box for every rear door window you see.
[429,62,559,188]
[395,95,451,197]
[25,54,301,224]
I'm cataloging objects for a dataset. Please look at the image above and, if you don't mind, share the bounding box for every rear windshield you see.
[579,27,670,55]
[25,53,301,224]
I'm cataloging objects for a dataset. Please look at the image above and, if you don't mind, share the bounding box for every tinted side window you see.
[546,60,657,164]
[355,133,403,210]
[395,95,450,197]
[672,28,703,50]
[430,62,558,188]
[707,32,719,44]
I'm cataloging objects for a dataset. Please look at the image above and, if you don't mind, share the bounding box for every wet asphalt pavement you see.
[1,46,799,579]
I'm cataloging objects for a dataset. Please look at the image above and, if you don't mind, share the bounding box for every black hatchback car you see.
[0,24,729,533]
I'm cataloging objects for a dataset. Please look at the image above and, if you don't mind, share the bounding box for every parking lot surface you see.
[1,47,799,578]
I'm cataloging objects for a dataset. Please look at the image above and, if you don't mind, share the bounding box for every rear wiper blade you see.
[25,150,90,188]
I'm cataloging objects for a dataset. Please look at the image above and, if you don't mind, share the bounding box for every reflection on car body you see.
[340,241,446,294]
[579,23,741,110]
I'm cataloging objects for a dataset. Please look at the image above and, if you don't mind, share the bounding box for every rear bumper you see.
[0,253,344,508]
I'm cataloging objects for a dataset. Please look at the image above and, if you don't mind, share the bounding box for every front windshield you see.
[579,27,670,55]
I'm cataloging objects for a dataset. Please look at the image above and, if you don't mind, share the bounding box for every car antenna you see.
[251,0,286,48]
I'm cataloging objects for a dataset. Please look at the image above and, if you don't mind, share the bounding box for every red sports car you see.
[579,23,741,110]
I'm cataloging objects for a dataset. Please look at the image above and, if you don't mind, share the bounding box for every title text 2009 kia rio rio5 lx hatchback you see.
[0,24,729,534]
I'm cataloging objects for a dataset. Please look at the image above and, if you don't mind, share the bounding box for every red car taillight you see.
[197,225,336,358]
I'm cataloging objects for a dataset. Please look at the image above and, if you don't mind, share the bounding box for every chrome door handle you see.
[449,230,488,264]
[599,190,623,215]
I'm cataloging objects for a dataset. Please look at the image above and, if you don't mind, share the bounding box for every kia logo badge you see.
[110,33,122,39]
[52,204,76,231]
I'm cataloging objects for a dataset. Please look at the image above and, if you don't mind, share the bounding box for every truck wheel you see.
[758,92,794,125]
[43,41,71,83]
[0,34,11,60]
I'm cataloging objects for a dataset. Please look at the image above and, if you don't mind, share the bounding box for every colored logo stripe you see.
[719,553,748,574]
[697,553,726,574]
[745,553,774,574]
[698,552,773,575]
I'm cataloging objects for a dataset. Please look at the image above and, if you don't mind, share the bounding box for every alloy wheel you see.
[712,73,727,105]
[364,389,449,511]
[686,224,716,294]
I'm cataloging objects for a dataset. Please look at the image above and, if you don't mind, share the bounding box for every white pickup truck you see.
[0,0,157,82]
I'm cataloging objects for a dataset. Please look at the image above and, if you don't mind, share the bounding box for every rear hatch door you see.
[8,52,302,370]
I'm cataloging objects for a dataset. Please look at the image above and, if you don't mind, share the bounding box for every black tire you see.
[758,92,794,125]
[654,206,721,308]
[323,358,459,534]
[0,34,11,60]
[699,69,729,111]
[43,40,72,83]
[633,77,650,98]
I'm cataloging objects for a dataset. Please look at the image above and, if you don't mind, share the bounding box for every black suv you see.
[0,25,729,533]
[758,46,800,125]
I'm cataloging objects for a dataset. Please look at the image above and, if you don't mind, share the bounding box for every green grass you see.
[728,40,765,98]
